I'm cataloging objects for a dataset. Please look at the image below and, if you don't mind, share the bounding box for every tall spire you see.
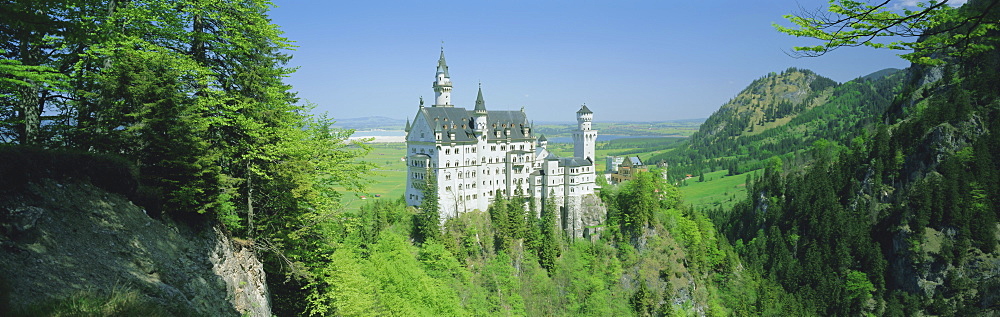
[474,83,487,114]
[436,46,449,77]
[433,46,453,107]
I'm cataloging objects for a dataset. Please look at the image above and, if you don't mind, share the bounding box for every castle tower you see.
[433,48,453,107]
[573,104,596,163]
[474,84,488,132]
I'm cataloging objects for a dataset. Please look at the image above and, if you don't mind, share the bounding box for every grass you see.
[338,143,408,213]
[678,169,759,211]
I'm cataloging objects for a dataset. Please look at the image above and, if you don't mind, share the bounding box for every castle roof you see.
[560,157,593,167]
[416,106,532,143]
[577,104,592,114]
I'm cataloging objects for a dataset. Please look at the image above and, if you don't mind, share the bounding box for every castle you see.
[404,49,604,238]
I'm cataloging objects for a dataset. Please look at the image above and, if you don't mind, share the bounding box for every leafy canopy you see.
[775,0,1000,65]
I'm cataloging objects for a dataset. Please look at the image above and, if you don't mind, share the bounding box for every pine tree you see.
[537,195,560,272]
[416,171,440,244]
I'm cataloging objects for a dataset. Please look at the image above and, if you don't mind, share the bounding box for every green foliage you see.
[775,0,1000,65]
[650,67,905,185]
[845,270,876,310]
[415,171,441,244]
[613,171,680,241]
[630,280,655,316]
[537,196,561,272]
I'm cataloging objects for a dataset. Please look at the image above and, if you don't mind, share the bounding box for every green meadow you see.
[677,169,758,211]
[339,143,408,212]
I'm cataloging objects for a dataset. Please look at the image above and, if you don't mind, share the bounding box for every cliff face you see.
[0,179,271,316]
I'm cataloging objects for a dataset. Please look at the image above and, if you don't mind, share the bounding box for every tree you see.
[98,46,221,216]
[415,170,440,244]
[775,0,1000,65]
[537,196,561,272]
[617,172,662,240]
[845,270,876,313]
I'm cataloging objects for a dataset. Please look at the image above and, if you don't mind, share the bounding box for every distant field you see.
[338,143,408,213]
[547,137,684,172]
[534,120,702,139]
[678,169,759,211]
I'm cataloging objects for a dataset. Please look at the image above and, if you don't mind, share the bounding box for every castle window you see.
[473,194,477,199]
[446,186,452,191]
[445,149,450,155]
[446,174,451,180]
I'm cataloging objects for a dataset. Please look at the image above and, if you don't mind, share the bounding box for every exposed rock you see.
[0,179,271,316]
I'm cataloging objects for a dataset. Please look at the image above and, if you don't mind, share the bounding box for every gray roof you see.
[537,134,547,142]
[577,104,592,114]
[560,157,592,167]
[417,106,532,143]
[486,110,531,141]
[628,156,643,166]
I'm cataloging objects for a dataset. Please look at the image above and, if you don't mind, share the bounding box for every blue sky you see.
[269,0,916,122]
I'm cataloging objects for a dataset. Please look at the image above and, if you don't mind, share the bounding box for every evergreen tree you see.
[537,194,560,272]
[416,171,440,244]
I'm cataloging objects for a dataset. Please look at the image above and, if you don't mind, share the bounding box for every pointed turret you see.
[473,84,488,132]
[474,84,487,115]
[433,47,453,107]
[405,118,411,132]
[436,48,449,78]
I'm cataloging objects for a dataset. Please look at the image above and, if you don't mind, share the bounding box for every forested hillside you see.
[704,0,1000,315]
[651,67,905,182]
[3,0,998,316]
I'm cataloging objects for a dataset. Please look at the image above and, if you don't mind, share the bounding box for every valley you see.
[2,0,999,316]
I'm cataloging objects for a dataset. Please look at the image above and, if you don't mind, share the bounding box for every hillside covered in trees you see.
[2,0,999,316]
[650,67,906,182]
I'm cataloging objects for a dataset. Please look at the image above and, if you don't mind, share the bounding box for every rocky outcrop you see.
[0,179,271,316]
